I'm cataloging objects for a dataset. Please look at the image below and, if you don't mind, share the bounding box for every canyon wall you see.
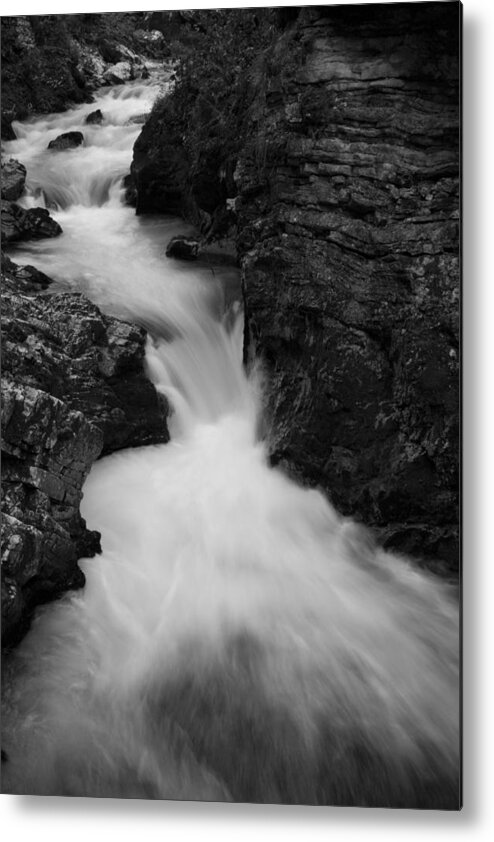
[130,2,460,571]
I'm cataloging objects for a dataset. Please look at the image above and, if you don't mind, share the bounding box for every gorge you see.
[1,6,460,809]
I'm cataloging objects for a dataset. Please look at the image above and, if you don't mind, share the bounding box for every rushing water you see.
[1,79,460,807]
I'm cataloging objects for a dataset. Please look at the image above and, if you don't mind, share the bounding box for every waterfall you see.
[1,78,460,807]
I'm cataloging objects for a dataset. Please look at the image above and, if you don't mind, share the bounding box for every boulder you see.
[98,39,138,65]
[1,201,62,242]
[85,109,103,125]
[1,158,27,201]
[103,62,134,86]
[166,235,199,261]
[48,131,84,151]
[1,260,169,647]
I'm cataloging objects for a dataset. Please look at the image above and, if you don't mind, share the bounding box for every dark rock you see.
[1,201,62,242]
[122,172,137,207]
[166,236,199,261]
[1,260,169,647]
[1,158,27,201]
[0,15,92,138]
[197,239,238,268]
[97,38,137,65]
[235,3,460,570]
[131,3,460,570]
[1,114,17,141]
[48,131,84,151]
[85,109,103,125]
[131,115,189,215]
[1,252,53,292]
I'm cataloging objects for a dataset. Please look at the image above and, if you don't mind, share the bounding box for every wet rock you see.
[198,239,238,267]
[126,112,151,126]
[131,3,460,569]
[1,158,27,201]
[0,252,53,292]
[48,131,84,151]
[131,109,189,216]
[1,260,169,647]
[103,62,134,86]
[166,235,199,261]
[1,201,62,242]
[85,109,103,125]
[235,4,460,569]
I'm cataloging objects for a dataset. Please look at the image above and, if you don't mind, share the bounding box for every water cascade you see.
[1,77,460,807]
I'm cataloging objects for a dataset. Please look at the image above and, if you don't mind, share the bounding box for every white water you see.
[1,79,460,807]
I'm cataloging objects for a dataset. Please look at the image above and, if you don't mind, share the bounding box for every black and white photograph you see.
[1,0,463,818]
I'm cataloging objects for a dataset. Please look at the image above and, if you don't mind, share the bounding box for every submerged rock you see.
[1,158,26,201]
[1,260,169,647]
[85,109,103,125]
[166,235,199,261]
[48,131,84,151]
[1,201,62,242]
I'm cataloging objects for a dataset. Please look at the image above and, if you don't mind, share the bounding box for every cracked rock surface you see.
[235,3,459,570]
[1,258,169,647]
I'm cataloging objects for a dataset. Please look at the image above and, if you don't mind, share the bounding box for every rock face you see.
[131,2,460,570]
[1,259,169,647]
[131,111,189,216]
[1,201,63,242]
[1,157,26,201]
[48,131,84,150]
[236,3,460,569]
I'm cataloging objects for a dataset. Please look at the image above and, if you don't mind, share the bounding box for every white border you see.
[1,0,493,839]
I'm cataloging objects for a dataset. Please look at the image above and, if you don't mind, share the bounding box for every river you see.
[1,76,460,807]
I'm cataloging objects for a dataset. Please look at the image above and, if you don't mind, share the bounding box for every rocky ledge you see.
[1,255,169,647]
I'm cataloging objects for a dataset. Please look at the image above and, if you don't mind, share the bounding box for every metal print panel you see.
[1,3,461,808]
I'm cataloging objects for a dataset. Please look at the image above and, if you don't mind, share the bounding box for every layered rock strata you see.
[130,2,460,570]
[235,3,460,569]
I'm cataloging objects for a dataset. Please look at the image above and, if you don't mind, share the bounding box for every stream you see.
[1,76,460,806]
